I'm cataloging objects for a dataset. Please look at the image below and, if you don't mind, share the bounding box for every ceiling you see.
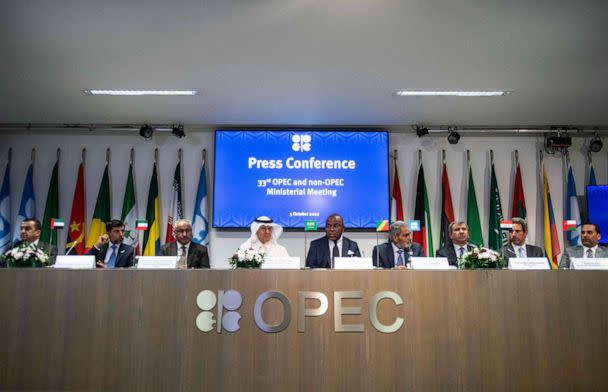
[1,0,607,128]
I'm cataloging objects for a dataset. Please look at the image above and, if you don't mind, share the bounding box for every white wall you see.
[1,130,605,267]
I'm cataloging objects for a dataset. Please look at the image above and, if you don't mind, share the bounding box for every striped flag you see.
[121,162,139,254]
[66,162,85,255]
[143,163,160,256]
[165,160,183,243]
[565,162,581,246]
[85,165,110,252]
[511,161,527,219]
[13,164,35,241]
[413,162,433,256]
[0,162,10,253]
[65,162,86,255]
[390,162,404,222]
[41,159,59,246]
[440,161,455,248]
[192,159,209,246]
[543,166,561,268]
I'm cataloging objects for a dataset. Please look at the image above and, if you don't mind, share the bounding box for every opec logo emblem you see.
[196,289,242,333]
[291,134,311,152]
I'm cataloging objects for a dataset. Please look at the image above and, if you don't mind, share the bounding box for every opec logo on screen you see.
[291,134,311,152]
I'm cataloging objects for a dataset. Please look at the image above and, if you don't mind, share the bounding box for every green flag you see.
[121,163,139,254]
[488,162,506,251]
[466,165,483,247]
[41,160,59,245]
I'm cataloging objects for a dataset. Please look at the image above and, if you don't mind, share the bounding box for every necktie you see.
[518,247,525,258]
[179,245,187,268]
[332,241,339,267]
[586,248,593,258]
[396,249,404,266]
[107,244,117,268]
[459,247,465,258]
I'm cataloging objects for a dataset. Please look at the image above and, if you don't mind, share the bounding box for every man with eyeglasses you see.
[160,219,210,269]
[306,213,361,268]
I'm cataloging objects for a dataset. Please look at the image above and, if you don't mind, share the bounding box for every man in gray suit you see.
[160,219,210,269]
[372,220,423,269]
[502,217,544,265]
[559,223,608,269]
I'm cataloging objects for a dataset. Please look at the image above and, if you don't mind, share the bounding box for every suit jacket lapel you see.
[386,243,395,266]
[321,237,331,266]
[341,237,349,257]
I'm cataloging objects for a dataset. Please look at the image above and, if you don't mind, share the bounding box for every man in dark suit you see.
[559,223,608,268]
[436,221,476,266]
[372,220,423,268]
[502,217,544,265]
[3,218,57,265]
[87,219,135,268]
[160,219,210,269]
[306,213,360,268]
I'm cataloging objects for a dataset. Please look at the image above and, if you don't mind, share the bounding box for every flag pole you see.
[51,148,61,255]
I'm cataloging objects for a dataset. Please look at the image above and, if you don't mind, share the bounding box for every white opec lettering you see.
[196,290,404,334]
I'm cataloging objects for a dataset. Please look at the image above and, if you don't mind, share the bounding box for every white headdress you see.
[250,216,283,243]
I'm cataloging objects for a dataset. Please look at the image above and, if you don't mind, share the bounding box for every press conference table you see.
[1,269,607,392]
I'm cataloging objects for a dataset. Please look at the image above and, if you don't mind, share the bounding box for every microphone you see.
[66,239,78,255]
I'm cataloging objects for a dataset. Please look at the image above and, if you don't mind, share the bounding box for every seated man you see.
[502,217,544,265]
[559,223,608,268]
[306,213,360,268]
[238,216,289,257]
[4,218,57,265]
[372,220,423,269]
[160,219,210,268]
[436,221,476,266]
[87,219,135,268]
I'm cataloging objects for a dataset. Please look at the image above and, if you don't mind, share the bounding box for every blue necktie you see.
[396,250,404,266]
[107,244,117,268]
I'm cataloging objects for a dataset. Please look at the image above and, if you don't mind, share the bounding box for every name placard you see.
[508,257,551,270]
[410,257,451,270]
[334,257,373,270]
[137,256,178,269]
[570,257,608,270]
[53,255,96,269]
[261,256,302,269]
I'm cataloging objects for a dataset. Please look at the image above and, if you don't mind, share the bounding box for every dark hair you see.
[512,217,528,232]
[23,218,42,230]
[105,219,125,232]
[582,222,601,235]
[325,213,344,225]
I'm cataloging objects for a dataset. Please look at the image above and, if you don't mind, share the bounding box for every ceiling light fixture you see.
[589,134,603,153]
[84,90,198,96]
[171,124,185,138]
[139,124,154,139]
[415,125,429,137]
[447,127,461,144]
[396,90,511,97]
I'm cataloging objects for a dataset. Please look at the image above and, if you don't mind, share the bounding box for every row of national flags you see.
[0,149,209,256]
[389,150,598,267]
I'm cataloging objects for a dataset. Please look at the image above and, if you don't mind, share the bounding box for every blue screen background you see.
[213,130,389,229]
[587,185,608,244]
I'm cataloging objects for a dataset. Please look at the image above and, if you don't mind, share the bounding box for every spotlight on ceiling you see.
[415,125,429,137]
[171,124,185,138]
[447,128,460,145]
[589,134,603,153]
[139,124,154,139]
